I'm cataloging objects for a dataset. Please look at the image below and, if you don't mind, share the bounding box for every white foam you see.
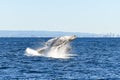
[25,48,43,56]
[45,44,73,58]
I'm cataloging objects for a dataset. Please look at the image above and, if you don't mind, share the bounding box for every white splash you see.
[25,35,76,59]
[25,48,43,56]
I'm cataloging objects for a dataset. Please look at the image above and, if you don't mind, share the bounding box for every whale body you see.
[25,35,77,58]
[37,35,76,54]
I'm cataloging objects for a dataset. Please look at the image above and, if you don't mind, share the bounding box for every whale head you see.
[43,35,77,48]
[68,35,77,41]
[59,35,77,41]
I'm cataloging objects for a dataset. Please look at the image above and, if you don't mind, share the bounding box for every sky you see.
[0,0,120,34]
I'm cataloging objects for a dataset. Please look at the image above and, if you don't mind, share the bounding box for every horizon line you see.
[0,30,118,35]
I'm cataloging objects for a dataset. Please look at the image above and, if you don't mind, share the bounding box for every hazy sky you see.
[0,0,120,34]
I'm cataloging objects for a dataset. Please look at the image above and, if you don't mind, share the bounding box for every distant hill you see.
[0,31,119,37]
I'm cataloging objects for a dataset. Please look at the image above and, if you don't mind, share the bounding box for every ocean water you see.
[0,38,120,80]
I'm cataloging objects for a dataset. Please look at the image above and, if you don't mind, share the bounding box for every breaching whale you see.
[25,35,77,58]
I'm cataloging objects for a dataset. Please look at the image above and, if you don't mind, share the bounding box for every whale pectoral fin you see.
[57,42,66,50]
[37,49,45,53]
[37,47,47,53]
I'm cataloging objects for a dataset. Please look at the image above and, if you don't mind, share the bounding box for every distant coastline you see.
[0,31,120,37]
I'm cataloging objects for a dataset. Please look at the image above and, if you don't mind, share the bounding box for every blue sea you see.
[0,38,120,80]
